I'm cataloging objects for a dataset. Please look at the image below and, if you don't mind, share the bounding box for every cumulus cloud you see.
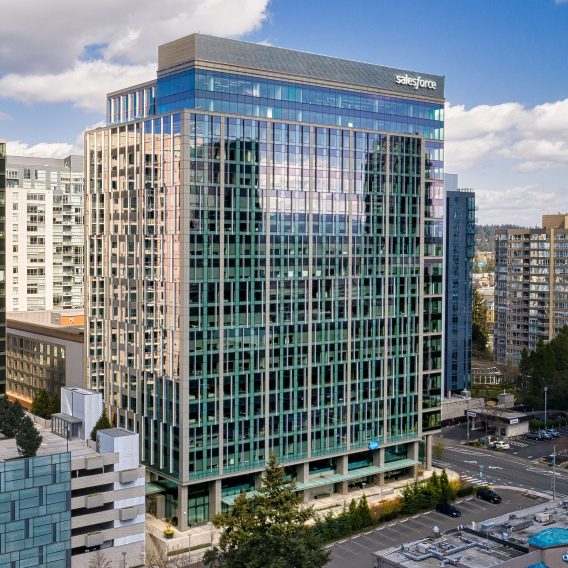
[0,0,269,74]
[474,184,560,225]
[0,60,155,113]
[7,141,75,158]
[0,0,270,114]
[445,97,568,173]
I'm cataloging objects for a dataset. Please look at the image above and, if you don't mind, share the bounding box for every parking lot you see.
[326,489,545,568]
[441,423,568,462]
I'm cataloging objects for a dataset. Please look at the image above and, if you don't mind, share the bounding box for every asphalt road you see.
[325,488,545,568]
[435,439,568,497]
[441,423,568,461]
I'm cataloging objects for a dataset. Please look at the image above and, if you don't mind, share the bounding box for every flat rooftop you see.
[480,499,568,548]
[0,418,97,463]
[100,428,133,439]
[155,34,444,101]
[374,498,568,568]
[7,310,84,342]
[376,532,525,568]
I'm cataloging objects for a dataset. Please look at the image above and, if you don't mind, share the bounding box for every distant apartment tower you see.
[444,174,475,394]
[86,34,445,527]
[494,214,568,365]
[0,140,5,396]
[5,155,84,311]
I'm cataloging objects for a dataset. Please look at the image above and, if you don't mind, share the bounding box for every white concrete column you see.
[372,447,385,486]
[336,455,348,495]
[296,462,309,502]
[425,435,433,471]
[408,440,420,477]
[178,485,188,531]
[209,479,222,518]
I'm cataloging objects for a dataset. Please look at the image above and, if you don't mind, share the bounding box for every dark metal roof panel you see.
[158,34,444,99]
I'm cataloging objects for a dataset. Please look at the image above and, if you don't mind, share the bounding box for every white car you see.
[491,440,510,450]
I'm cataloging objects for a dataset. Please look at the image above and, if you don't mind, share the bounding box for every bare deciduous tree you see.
[88,550,113,568]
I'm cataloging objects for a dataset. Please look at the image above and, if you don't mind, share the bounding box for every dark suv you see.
[435,502,461,517]
[476,487,502,504]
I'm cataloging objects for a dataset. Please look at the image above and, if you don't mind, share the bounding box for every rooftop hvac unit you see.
[535,512,550,523]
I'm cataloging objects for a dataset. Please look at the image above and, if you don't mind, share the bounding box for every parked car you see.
[525,432,543,440]
[476,487,502,504]
[435,502,461,517]
[544,429,560,438]
[538,430,552,439]
[490,440,510,450]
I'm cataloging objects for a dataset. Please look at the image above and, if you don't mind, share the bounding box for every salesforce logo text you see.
[395,74,437,90]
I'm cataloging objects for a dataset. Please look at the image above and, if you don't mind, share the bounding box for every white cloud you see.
[0,0,270,114]
[474,184,559,225]
[6,140,75,159]
[0,111,10,120]
[0,0,270,74]
[0,60,155,113]
[445,97,568,173]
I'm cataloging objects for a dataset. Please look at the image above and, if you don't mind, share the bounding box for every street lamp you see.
[553,445,557,500]
[544,386,548,431]
[122,551,127,568]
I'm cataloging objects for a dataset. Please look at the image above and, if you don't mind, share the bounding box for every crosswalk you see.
[447,447,487,456]
[460,475,488,486]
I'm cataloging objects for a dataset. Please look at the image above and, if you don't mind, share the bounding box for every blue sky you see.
[1,0,568,224]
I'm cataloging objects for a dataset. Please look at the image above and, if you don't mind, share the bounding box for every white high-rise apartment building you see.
[5,155,84,311]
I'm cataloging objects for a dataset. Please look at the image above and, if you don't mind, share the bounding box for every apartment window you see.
[23,168,31,180]
[12,203,18,211]
[12,245,18,253]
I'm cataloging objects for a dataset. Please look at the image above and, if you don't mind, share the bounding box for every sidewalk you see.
[145,466,459,557]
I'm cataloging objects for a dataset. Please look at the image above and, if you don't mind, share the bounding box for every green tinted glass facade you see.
[0,453,71,567]
[87,34,444,526]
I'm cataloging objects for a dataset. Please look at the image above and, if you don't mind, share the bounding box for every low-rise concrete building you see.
[467,407,529,438]
[373,498,568,568]
[6,310,84,408]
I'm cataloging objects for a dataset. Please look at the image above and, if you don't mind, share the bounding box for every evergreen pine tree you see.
[90,412,113,441]
[439,469,454,502]
[16,416,43,457]
[348,499,361,530]
[1,400,26,438]
[31,389,51,419]
[48,393,61,416]
[357,494,373,528]
[204,454,329,568]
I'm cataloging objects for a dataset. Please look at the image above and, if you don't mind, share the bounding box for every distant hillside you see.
[475,224,523,252]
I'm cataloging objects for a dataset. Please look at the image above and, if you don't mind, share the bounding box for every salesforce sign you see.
[395,74,437,91]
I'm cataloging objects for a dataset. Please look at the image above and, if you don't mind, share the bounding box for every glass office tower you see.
[86,34,444,528]
[444,183,475,395]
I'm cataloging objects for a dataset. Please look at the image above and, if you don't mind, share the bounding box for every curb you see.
[489,485,552,500]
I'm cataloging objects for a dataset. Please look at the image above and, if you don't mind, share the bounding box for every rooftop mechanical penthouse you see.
[85,34,445,529]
